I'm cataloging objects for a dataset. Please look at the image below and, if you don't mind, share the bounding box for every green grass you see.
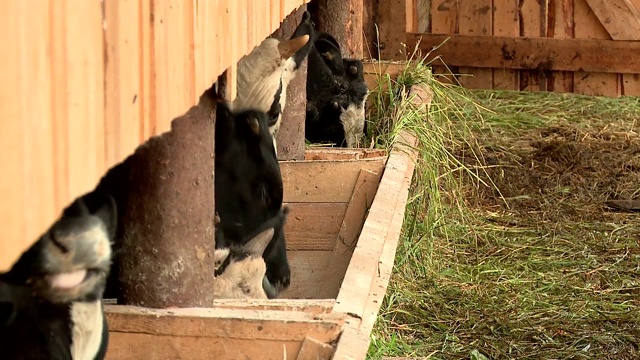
[363,54,640,359]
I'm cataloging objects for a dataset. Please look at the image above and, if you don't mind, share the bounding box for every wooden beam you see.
[105,305,345,342]
[332,131,419,359]
[406,33,640,74]
[584,0,640,40]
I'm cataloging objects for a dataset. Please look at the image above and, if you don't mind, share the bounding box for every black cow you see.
[214,101,290,297]
[0,194,117,360]
[305,31,369,148]
[233,11,314,153]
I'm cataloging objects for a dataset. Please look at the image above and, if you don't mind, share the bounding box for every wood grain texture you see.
[429,0,459,82]
[574,0,621,96]
[547,0,575,93]
[104,305,345,360]
[457,0,493,89]
[280,157,386,203]
[519,0,547,91]
[296,336,335,360]
[406,33,640,73]
[377,0,409,60]
[583,0,640,95]
[284,202,347,251]
[332,131,419,360]
[0,0,311,271]
[493,0,520,90]
[319,169,383,298]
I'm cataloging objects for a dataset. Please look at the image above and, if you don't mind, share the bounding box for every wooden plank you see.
[104,0,142,168]
[332,131,419,360]
[457,0,493,89]
[362,61,406,91]
[377,0,408,60]
[519,0,547,91]
[281,251,334,299]
[333,132,417,318]
[574,0,620,96]
[152,0,195,134]
[210,299,335,314]
[429,0,458,82]
[406,33,640,74]
[547,0,575,93]
[583,0,640,95]
[105,305,345,341]
[106,334,300,360]
[284,202,347,251]
[584,0,640,40]
[304,148,387,161]
[493,0,520,90]
[280,157,386,203]
[0,1,53,271]
[296,337,335,360]
[319,169,383,298]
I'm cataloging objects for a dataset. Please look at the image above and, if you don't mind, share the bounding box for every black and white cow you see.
[305,31,369,148]
[232,11,314,153]
[0,194,117,360]
[213,207,289,299]
[214,101,290,298]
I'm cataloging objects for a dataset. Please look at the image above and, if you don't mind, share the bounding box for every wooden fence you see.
[370,0,640,96]
[0,0,308,271]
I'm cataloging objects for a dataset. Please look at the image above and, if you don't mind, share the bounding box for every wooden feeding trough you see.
[104,134,418,360]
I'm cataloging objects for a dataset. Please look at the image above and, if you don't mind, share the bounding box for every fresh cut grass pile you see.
[363,56,640,359]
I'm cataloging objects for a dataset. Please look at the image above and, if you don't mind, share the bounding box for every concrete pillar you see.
[97,89,218,308]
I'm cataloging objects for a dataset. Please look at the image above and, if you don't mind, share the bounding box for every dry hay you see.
[372,89,640,360]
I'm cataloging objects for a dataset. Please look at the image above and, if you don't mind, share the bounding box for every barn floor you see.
[367,84,640,359]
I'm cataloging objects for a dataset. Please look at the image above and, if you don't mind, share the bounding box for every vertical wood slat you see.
[547,0,575,93]
[377,0,408,60]
[574,0,621,96]
[519,0,546,91]
[0,0,311,271]
[429,0,458,82]
[457,0,492,89]
[492,0,520,90]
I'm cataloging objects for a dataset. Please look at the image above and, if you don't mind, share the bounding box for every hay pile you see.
[367,70,640,359]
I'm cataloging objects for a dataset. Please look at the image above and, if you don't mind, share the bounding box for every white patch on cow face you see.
[213,257,269,299]
[233,37,303,153]
[339,92,369,148]
[70,300,104,360]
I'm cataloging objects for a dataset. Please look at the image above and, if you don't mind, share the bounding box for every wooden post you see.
[271,5,309,161]
[97,88,218,308]
[374,0,409,60]
[308,0,364,58]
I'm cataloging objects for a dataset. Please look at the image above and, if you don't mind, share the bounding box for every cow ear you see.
[93,195,118,240]
[315,36,344,76]
[216,103,235,135]
[247,115,261,135]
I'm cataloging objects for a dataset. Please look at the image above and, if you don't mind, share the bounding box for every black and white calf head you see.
[213,215,284,300]
[233,11,314,151]
[1,195,116,360]
[214,103,291,297]
[306,31,369,148]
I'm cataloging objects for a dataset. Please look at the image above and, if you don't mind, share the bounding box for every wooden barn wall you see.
[372,0,640,97]
[0,0,308,271]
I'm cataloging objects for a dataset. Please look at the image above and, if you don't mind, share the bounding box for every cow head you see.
[233,11,314,152]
